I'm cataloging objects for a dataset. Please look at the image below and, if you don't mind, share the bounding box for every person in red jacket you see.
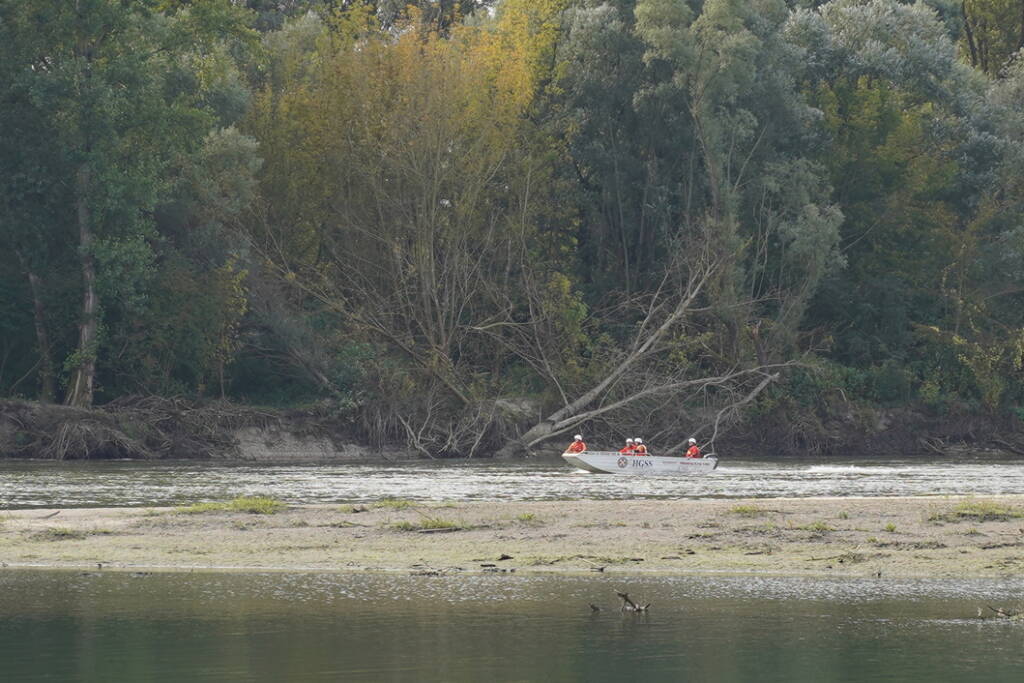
[685,438,701,458]
[633,438,648,455]
[565,434,587,453]
[618,438,635,454]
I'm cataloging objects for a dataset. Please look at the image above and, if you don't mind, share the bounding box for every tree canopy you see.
[2,0,1024,454]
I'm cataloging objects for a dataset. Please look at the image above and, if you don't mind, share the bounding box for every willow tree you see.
[785,0,1024,410]
[482,0,843,456]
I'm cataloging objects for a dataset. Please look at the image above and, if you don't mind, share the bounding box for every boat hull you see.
[562,451,718,475]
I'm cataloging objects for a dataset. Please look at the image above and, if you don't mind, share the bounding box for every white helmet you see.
[574,434,582,441]
[625,438,634,443]
[635,438,643,444]
[688,438,697,444]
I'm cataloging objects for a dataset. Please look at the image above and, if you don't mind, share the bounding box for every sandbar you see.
[2,496,1024,577]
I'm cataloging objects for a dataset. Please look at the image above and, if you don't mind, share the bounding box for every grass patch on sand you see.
[176,496,286,515]
[928,500,1024,523]
[794,521,834,533]
[390,517,464,532]
[729,505,766,517]
[375,498,415,510]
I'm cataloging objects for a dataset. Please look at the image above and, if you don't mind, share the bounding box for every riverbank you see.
[3,496,1023,577]
[0,397,403,462]
[5,396,1024,460]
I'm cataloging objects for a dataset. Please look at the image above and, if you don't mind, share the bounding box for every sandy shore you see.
[2,496,1024,577]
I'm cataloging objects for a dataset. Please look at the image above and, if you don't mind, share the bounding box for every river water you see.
[1,570,1022,682]
[2,456,1024,509]
[4,457,1023,681]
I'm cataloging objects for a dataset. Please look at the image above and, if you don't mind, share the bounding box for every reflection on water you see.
[2,457,1024,509]
[0,570,1022,682]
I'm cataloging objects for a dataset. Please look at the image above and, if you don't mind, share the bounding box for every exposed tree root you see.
[0,397,279,459]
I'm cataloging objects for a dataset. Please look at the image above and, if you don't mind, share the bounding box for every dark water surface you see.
[0,570,1022,682]
[2,456,1024,509]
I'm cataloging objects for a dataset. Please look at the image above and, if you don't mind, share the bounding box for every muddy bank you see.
[728,403,1024,459]
[4,397,1024,461]
[3,496,1024,577]
[0,398,410,462]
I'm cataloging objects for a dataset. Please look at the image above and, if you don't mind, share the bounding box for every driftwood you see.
[985,605,1022,619]
[576,556,607,572]
[990,437,1024,457]
[617,592,650,613]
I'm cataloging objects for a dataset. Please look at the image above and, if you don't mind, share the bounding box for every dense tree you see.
[3,0,1024,455]
[0,0,256,405]
[961,0,1024,75]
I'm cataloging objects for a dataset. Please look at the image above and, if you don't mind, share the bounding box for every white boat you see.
[562,450,718,475]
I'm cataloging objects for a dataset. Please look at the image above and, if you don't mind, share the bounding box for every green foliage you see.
[516,512,543,524]
[374,498,415,510]
[3,0,1024,453]
[960,0,1024,75]
[730,505,767,517]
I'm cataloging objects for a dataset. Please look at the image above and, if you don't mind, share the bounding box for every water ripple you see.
[1,456,1024,509]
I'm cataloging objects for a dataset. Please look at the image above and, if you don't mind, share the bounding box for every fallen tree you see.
[488,230,791,457]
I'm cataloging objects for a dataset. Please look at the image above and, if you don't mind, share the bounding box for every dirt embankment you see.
[726,403,1024,458]
[0,397,394,462]
[3,497,1024,578]
[3,396,1024,460]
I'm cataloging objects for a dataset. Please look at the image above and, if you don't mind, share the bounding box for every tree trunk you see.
[1019,0,1024,52]
[14,250,57,403]
[66,164,98,408]
[962,2,980,69]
